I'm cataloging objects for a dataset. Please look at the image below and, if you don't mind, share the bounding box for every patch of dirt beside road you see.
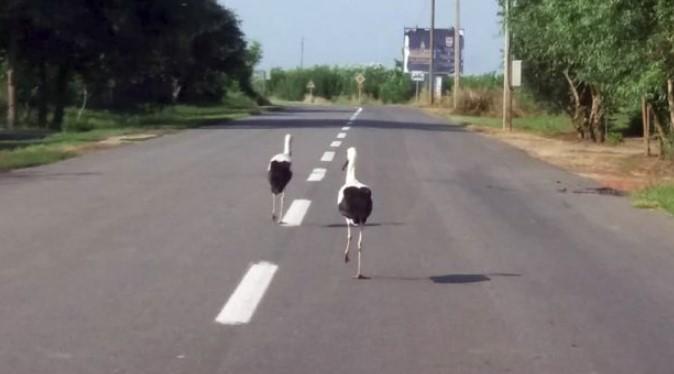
[469,125,674,192]
[63,132,164,154]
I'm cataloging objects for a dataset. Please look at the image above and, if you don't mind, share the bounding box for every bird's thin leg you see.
[355,226,369,279]
[279,192,285,224]
[271,194,277,222]
[344,219,352,263]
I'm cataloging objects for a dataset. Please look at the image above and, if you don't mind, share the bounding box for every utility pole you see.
[428,0,436,105]
[6,21,17,130]
[502,0,512,131]
[453,0,461,109]
[300,37,305,69]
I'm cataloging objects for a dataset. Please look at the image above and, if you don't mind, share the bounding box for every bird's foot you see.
[344,254,350,263]
[353,274,370,280]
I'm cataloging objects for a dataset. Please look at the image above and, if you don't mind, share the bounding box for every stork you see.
[268,134,293,223]
[338,147,373,279]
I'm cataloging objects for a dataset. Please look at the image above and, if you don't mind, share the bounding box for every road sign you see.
[411,71,425,82]
[411,72,425,103]
[354,74,366,104]
[511,60,522,87]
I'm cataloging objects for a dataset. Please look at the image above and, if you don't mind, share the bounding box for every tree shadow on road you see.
[268,106,356,114]
[195,105,467,133]
[201,118,467,133]
[0,171,102,185]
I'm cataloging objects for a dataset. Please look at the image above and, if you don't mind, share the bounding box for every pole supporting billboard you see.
[453,0,461,109]
[429,0,435,105]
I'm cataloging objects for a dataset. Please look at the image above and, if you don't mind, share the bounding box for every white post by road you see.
[502,0,513,131]
[416,81,420,103]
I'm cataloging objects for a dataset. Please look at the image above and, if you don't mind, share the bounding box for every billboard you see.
[403,27,463,75]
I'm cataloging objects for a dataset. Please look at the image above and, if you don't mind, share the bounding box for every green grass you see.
[0,146,76,171]
[448,114,572,137]
[0,99,258,171]
[632,185,674,214]
[63,104,253,131]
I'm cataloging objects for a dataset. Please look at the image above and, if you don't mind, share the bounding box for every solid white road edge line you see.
[215,261,279,325]
[321,151,335,162]
[281,199,312,227]
[307,168,327,182]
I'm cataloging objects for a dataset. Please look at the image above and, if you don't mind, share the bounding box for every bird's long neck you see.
[284,136,292,156]
[346,156,357,185]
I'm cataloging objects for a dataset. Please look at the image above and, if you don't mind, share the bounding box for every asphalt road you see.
[2,105,674,374]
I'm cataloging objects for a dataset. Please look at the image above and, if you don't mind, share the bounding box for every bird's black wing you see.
[268,161,292,194]
[339,186,373,224]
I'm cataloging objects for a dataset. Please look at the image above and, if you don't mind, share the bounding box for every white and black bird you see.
[268,134,293,223]
[338,147,373,279]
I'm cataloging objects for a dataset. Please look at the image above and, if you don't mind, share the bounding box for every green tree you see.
[509,0,674,143]
[1,0,255,130]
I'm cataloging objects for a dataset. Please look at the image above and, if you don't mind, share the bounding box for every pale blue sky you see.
[220,1,503,75]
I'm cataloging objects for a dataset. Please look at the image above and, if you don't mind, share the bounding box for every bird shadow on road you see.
[369,273,521,285]
[320,222,405,228]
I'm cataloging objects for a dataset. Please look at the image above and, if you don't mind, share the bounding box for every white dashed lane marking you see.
[215,261,279,325]
[321,151,335,162]
[307,168,327,182]
[337,133,347,139]
[281,199,312,227]
[330,141,342,148]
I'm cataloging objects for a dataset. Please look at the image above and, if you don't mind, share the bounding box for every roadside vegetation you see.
[438,1,674,212]
[1,0,266,170]
[633,185,674,215]
[504,0,674,209]
[0,98,257,171]
[508,1,674,148]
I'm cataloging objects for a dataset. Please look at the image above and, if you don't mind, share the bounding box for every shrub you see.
[64,118,95,132]
[606,132,624,145]
[380,73,414,104]
[453,89,502,116]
